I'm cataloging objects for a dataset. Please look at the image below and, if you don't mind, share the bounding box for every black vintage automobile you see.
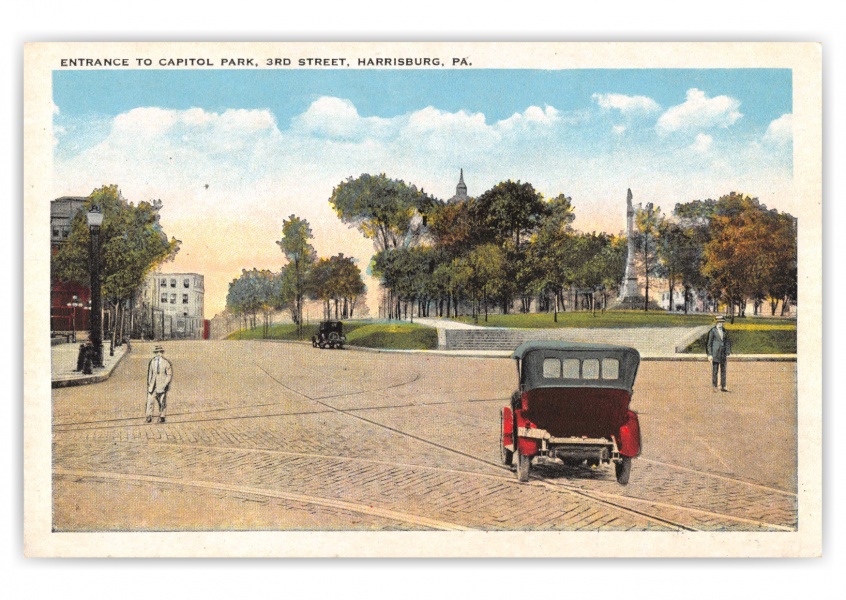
[501,341,642,484]
[312,320,347,349]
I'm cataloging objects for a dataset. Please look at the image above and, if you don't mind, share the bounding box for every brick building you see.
[50,197,90,335]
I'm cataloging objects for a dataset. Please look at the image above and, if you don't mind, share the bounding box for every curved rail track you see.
[52,357,797,532]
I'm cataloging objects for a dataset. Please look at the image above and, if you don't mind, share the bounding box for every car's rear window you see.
[538,356,621,381]
[602,358,619,379]
[562,358,580,378]
[543,358,561,378]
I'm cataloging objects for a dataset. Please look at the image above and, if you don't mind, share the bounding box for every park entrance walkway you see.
[414,317,709,358]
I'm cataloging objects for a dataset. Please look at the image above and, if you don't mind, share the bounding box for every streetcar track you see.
[52,397,505,432]
[53,468,471,531]
[139,441,514,481]
[256,362,704,531]
[638,458,796,497]
[53,438,793,531]
[52,357,796,532]
[145,441,793,530]
[52,371,437,429]
[565,488,796,531]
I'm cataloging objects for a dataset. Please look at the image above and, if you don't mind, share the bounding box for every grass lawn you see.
[683,327,797,354]
[226,320,438,350]
[344,322,438,349]
[452,311,794,329]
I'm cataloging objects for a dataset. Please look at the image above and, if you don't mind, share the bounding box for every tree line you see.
[329,174,797,321]
[51,185,181,343]
[225,215,366,337]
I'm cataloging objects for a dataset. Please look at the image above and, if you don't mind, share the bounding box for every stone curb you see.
[326,344,798,362]
[51,348,129,388]
[219,338,797,362]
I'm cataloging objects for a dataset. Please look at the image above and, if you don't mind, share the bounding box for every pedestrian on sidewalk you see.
[146,345,173,423]
[706,315,731,392]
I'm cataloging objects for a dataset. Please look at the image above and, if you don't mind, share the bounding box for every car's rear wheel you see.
[615,456,632,485]
[516,448,531,482]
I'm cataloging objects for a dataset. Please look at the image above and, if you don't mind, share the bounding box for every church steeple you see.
[455,169,467,198]
[447,169,469,204]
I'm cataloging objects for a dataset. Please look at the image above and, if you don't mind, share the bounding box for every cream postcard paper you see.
[24,42,821,557]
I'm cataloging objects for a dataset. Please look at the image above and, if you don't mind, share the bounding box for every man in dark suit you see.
[706,316,731,392]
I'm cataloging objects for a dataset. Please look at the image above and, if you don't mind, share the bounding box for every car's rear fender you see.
[514,408,540,456]
[617,410,641,457]
[501,406,514,448]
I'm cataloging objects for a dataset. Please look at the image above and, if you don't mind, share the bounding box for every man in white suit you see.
[146,345,173,423]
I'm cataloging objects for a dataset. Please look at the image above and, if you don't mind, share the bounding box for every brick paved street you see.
[52,340,797,532]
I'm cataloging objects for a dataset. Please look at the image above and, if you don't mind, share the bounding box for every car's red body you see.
[501,341,642,484]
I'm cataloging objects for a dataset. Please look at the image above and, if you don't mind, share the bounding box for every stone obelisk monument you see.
[619,188,641,306]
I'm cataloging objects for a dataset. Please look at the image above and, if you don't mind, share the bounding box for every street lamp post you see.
[87,204,104,368]
[66,294,84,343]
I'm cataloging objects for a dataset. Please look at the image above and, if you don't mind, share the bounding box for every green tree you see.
[463,243,506,323]
[634,202,664,311]
[431,256,469,318]
[672,200,715,313]
[573,233,627,314]
[524,193,578,319]
[52,185,180,344]
[310,254,366,319]
[703,193,776,319]
[328,173,437,252]
[657,220,689,311]
[427,198,476,256]
[372,246,435,322]
[276,215,316,337]
[225,268,282,337]
[473,180,547,250]
[767,213,798,316]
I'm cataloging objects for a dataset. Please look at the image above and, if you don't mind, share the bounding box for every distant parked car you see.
[500,341,642,484]
[312,320,346,349]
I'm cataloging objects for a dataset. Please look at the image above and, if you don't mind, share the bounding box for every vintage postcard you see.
[23,41,821,557]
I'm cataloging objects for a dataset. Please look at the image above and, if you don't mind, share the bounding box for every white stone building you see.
[139,272,205,339]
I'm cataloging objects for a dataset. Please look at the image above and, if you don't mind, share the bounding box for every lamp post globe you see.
[86,204,104,368]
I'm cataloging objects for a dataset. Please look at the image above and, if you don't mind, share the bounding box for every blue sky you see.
[51,68,794,314]
[54,68,791,124]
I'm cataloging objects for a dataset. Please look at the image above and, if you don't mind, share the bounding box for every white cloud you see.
[764,113,792,144]
[291,96,396,140]
[690,133,713,153]
[53,95,793,316]
[656,88,743,134]
[592,93,661,114]
[497,105,561,129]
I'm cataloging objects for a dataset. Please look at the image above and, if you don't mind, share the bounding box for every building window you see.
[184,278,190,288]
[183,294,189,304]
[170,294,177,304]
[161,293,168,303]
[170,279,176,288]
[160,279,167,287]
[53,228,60,238]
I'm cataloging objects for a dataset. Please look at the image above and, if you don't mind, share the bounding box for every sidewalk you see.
[51,341,128,388]
[343,345,796,361]
[414,317,706,358]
